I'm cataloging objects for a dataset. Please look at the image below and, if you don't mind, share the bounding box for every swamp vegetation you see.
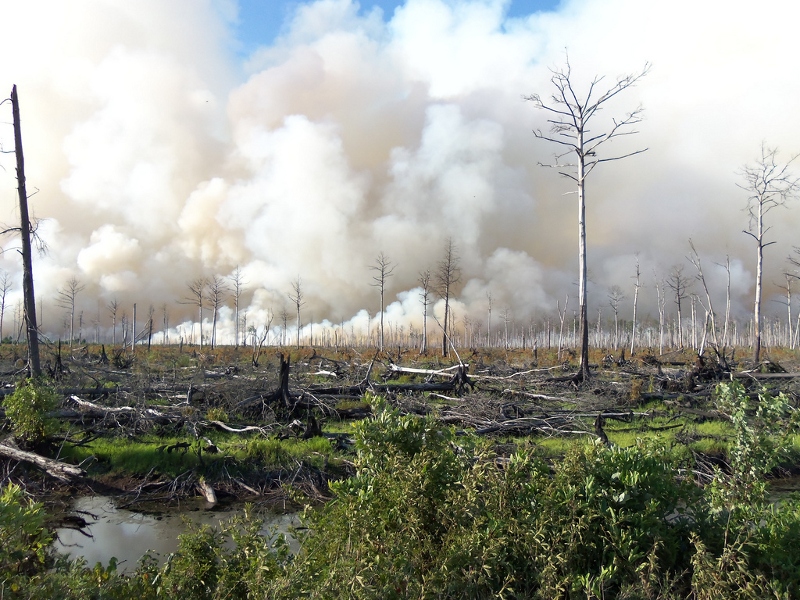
[2,342,800,598]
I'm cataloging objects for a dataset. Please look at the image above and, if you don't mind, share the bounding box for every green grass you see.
[60,430,341,479]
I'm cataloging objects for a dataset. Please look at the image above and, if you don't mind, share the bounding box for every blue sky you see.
[234,0,559,56]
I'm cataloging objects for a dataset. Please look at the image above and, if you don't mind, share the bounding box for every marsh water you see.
[54,496,301,574]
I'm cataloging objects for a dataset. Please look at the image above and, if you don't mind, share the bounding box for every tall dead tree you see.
[108,298,119,346]
[630,256,642,355]
[713,256,732,348]
[146,304,155,350]
[787,249,800,349]
[526,56,650,380]
[557,295,569,361]
[8,86,40,376]
[370,252,395,352]
[161,303,170,345]
[418,269,432,354]
[0,270,12,341]
[654,272,666,354]
[486,291,493,348]
[435,238,461,357]
[607,285,625,350]
[208,275,227,349]
[739,144,800,364]
[182,277,208,348]
[57,276,85,347]
[288,277,305,348]
[687,240,719,349]
[229,266,246,348]
[666,265,691,349]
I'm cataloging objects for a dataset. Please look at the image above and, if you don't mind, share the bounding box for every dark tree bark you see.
[11,85,40,377]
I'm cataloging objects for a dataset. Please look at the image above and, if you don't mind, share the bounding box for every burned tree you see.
[182,277,208,348]
[108,298,119,346]
[607,285,625,350]
[419,269,432,354]
[288,277,305,348]
[370,252,395,352]
[57,276,85,347]
[630,256,642,356]
[208,275,227,349]
[739,144,800,364]
[229,266,246,348]
[666,265,691,349]
[0,270,12,341]
[687,240,719,349]
[6,86,40,375]
[526,56,650,379]
[435,238,461,357]
[161,303,170,345]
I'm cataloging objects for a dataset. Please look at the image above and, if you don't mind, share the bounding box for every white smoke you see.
[0,0,798,344]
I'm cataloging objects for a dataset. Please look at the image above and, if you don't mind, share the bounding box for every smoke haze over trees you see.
[0,0,799,345]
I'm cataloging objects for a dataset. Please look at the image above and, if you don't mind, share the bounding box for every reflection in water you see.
[54,496,300,573]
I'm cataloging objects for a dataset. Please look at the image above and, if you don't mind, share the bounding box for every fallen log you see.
[196,479,217,504]
[207,420,271,434]
[502,389,578,403]
[731,372,800,379]
[0,442,85,481]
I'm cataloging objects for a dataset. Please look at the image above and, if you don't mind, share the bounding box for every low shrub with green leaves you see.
[2,379,59,446]
[5,387,800,598]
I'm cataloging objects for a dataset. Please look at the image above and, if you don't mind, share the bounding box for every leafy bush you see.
[6,387,800,598]
[2,379,59,445]
[0,484,52,584]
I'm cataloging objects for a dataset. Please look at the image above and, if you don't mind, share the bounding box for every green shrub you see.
[0,483,52,583]
[2,379,59,445]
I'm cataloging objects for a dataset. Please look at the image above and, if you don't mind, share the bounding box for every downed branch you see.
[0,442,85,481]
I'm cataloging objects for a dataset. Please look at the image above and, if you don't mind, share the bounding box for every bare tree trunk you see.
[577,154,590,378]
[486,291,492,348]
[630,258,640,356]
[723,256,731,347]
[557,295,568,361]
[753,201,764,363]
[11,86,40,377]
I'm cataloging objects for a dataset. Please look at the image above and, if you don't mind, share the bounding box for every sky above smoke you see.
[0,0,798,343]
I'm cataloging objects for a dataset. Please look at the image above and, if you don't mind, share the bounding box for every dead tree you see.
[146,304,155,350]
[435,238,461,357]
[654,272,666,354]
[688,240,719,349]
[419,269,432,354]
[775,272,795,349]
[280,308,289,346]
[182,277,208,348]
[630,255,642,356]
[57,276,85,348]
[501,307,511,349]
[208,275,227,349]
[739,144,800,364]
[0,270,12,341]
[288,277,305,348]
[557,295,569,361]
[607,285,625,350]
[108,298,119,346]
[8,86,41,376]
[526,56,650,380]
[161,303,170,345]
[486,291,493,348]
[713,256,732,348]
[666,265,691,349]
[229,266,246,348]
[370,252,395,352]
